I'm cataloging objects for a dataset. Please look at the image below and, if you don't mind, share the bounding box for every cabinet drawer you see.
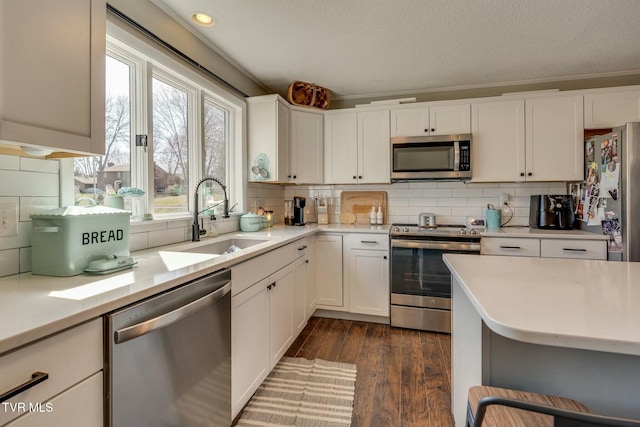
[0,319,102,426]
[481,237,540,257]
[5,372,103,427]
[231,242,298,296]
[540,239,607,260]
[347,233,388,251]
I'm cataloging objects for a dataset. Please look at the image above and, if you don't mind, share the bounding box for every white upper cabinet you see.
[358,109,390,183]
[390,104,470,137]
[584,86,640,129]
[247,95,291,183]
[247,95,323,184]
[471,99,526,182]
[324,109,390,184]
[0,0,106,156]
[324,110,358,183]
[290,109,324,184]
[471,94,583,182]
[525,94,583,182]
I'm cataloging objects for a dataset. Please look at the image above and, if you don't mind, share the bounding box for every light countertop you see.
[0,224,389,355]
[443,253,640,356]
[480,226,609,239]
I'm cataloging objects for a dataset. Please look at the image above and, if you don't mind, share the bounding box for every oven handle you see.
[391,239,480,252]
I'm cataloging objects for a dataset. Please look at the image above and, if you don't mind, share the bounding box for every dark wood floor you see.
[283,316,454,427]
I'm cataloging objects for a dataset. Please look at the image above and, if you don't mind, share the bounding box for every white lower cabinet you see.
[0,319,103,427]
[268,264,295,369]
[481,236,607,260]
[231,238,310,418]
[231,277,270,418]
[345,234,389,317]
[6,372,103,427]
[315,234,344,309]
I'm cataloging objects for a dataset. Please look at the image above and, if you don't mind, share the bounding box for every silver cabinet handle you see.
[114,282,231,344]
[0,372,49,403]
[563,248,587,252]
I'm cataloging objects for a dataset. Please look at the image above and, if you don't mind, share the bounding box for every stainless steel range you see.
[390,223,480,333]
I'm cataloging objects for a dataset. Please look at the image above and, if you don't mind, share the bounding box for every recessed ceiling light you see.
[191,12,216,27]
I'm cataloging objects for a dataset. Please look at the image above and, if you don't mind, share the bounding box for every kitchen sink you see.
[182,238,270,255]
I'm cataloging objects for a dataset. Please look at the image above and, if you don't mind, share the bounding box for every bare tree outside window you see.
[73,56,131,203]
[152,78,189,214]
[201,100,228,210]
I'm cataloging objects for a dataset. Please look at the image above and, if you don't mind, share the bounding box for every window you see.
[73,33,242,220]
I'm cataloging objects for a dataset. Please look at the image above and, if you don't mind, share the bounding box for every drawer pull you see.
[0,371,49,403]
[563,248,587,252]
[499,245,522,249]
[297,245,307,250]
[361,240,378,244]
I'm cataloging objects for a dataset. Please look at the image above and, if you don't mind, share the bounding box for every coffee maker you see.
[293,197,305,226]
[529,195,575,229]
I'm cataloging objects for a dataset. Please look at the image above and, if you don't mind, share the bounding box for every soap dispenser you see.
[369,204,376,225]
[376,203,383,225]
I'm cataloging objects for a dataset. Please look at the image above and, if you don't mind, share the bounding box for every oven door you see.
[391,239,479,298]
[390,239,479,332]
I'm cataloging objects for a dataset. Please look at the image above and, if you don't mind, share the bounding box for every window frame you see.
[64,22,247,221]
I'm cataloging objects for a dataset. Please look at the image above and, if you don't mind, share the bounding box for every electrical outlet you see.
[0,203,18,237]
[499,192,510,207]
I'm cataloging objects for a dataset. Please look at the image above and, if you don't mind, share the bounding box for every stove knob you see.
[469,228,478,235]
[393,226,400,232]
[459,228,467,235]
[403,226,410,233]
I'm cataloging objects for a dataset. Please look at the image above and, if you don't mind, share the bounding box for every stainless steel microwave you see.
[391,133,472,181]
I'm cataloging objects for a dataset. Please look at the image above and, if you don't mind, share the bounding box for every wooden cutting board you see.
[340,191,387,224]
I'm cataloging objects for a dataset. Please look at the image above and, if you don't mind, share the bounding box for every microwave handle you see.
[453,141,460,171]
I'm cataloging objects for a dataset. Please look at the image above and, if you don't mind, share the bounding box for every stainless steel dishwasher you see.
[105,268,231,427]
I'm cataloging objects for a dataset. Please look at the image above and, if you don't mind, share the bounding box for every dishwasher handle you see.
[114,281,231,344]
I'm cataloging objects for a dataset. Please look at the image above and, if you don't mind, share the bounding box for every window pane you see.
[152,78,189,215]
[73,55,131,205]
[202,100,228,213]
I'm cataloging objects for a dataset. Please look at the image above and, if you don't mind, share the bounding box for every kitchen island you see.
[444,254,640,426]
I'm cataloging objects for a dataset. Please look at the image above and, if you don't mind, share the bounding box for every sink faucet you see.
[193,176,229,242]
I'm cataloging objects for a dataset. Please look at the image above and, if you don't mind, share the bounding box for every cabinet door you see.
[315,234,344,309]
[290,109,323,183]
[525,95,584,181]
[293,256,309,335]
[584,88,640,129]
[305,239,317,320]
[480,237,540,257]
[429,104,471,135]
[324,110,358,184]
[471,99,526,182]
[390,107,430,136]
[358,109,390,183]
[0,0,105,155]
[247,95,290,182]
[268,263,295,369]
[232,278,270,417]
[347,249,389,316]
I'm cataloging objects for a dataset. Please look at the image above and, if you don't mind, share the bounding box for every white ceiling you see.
[152,0,640,100]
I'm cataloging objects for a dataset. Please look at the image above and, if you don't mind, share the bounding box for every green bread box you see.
[31,205,131,276]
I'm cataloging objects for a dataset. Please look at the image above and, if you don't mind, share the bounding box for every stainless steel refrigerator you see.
[576,122,640,261]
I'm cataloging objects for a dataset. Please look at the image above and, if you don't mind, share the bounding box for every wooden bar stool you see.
[467,385,640,427]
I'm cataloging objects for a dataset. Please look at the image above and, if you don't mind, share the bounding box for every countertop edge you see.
[443,254,640,357]
[0,224,389,355]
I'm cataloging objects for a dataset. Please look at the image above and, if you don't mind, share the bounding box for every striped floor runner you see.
[236,357,357,427]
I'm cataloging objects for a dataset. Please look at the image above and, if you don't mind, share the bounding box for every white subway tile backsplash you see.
[20,157,59,174]
[148,226,186,248]
[0,249,19,277]
[19,197,59,221]
[0,155,19,171]
[19,247,31,273]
